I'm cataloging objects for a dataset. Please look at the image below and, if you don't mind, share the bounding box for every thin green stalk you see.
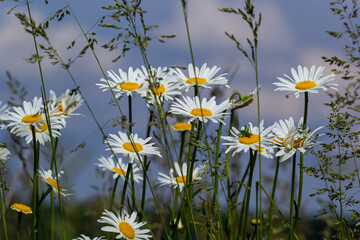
[120,163,133,211]
[31,127,39,240]
[267,157,280,239]
[294,92,308,232]
[50,192,54,240]
[109,177,119,210]
[0,185,8,240]
[289,154,297,240]
[257,182,299,240]
[241,150,257,240]
[140,111,154,221]
[226,109,236,236]
[210,120,224,216]
[16,213,22,240]
[128,95,136,209]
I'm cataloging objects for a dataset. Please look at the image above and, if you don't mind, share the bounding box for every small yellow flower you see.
[172,122,192,131]
[10,203,32,214]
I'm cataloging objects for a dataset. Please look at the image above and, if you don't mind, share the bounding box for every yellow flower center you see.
[118,222,135,239]
[295,80,317,90]
[172,122,192,131]
[22,114,42,123]
[190,108,213,117]
[151,84,166,95]
[11,203,32,214]
[52,104,65,116]
[186,77,207,85]
[176,175,193,184]
[120,82,140,91]
[45,177,62,191]
[29,122,48,133]
[123,142,144,153]
[112,167,127,176]
[239,134,260,145]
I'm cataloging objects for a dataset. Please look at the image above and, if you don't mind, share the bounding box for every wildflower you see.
[172,122,192,131]
[72,235,105,240]
[273,65,338,98]
[272,117,323,162]
[140,66,182,106]
[107,131,161,166]
[95,156,143,183]
[10,203,32,214]
[221,120,274,158]
[4,97,64,145]
[49,89,83,117]
[96,67,148,98]
[169,96,231,124]
[38,167,72,198]
[0,145,11,164]
[98,209,152,240]
[158,162,205,192]
[172,63,229,91]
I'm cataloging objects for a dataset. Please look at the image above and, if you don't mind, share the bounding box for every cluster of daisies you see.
[0,62,337,240]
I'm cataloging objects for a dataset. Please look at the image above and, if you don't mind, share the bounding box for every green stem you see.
[289,154,297,240]
[226,109,235,236]
[257,182,299,240]
[140,111,154,221]
[0,185,8,240]
[109,177,119,210]
[17,213,22,240]
[294,92,308,233]
[31,126,39,240]
[267,157,280,239]
[120,163,132,211]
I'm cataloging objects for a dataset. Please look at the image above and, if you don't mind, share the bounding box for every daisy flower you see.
[140,67,182,106]
[107,131,161,166]
[72,235,104,240]
[95,156,143,183]
[169,96,231,124]
[96,67,148,98]
[157,162,205,192]
[4,97,64,145]
[172,63,229,91]
[272,117,323,162]
[0,145,11,164]
[49,89,83,117]
[221,120,274,158]
[10,203,32,214]
[38,167,72,198]
[172,122,192,131]
[98,209,152,240]
[273,65,338,98]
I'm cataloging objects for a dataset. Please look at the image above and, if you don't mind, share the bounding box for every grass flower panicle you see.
[96,67,148,98]
[95,156,143,183]
[221,120,274,158]
[98,209,152,240]
[38,167,72,198]
[169,96,231,124]
[107,131,162,166]
[273,65,338,98]
[172,63,229,91]
[157,162,205,192]
[10,203,32,214]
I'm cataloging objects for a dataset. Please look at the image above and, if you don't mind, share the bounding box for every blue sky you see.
[0,0,347,212]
